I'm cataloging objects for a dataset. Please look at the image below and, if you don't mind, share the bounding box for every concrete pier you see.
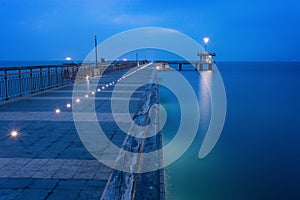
[0,64,164,199]
[155,57,216,71]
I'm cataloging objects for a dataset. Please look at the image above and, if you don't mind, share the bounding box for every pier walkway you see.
[0,64,162,199]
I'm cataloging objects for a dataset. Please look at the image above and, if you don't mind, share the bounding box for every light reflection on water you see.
[160,62,300,200]
[159,66,212,200]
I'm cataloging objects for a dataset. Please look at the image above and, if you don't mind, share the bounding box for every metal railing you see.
[0,64,79,100]
[0,61,143,101]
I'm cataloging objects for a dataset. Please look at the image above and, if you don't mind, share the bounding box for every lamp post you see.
[136,52,138,65]
[94,36,98,68]
[203,37,209,52]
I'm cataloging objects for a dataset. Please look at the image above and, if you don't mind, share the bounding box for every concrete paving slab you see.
[0,65,162,199]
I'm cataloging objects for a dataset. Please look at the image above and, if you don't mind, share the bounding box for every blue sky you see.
[0,0,299,61]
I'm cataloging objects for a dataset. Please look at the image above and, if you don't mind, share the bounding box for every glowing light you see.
[91,91,95,95]
[105,84,109,87]
[97,88,101,92]
[109,83,112,86]
[11,131,18,137]
[102,86,105,89]
[76,98,81,103]
[112,81,115,84]
[123,58,127,61]
[66,57,72,61]
[55,109,61,114]
[203,37,209,44]
[85,94,89,98]
[66,103,71,108]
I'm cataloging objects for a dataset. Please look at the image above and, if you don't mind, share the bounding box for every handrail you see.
[0,61,142,101]
[0,64,80,100]
[0,62,82,70]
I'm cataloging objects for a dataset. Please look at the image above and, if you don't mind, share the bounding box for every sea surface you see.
[160,62,300,200]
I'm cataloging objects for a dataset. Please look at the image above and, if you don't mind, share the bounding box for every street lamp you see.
[203,37,209,52]
[95,35,98,68]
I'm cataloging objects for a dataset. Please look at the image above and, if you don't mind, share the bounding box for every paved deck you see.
[0,65,158,199]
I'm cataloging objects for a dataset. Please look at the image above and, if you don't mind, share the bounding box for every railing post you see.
[67,67,70,83]
[30,68,33,93]
[73,65,76,82]
[200,55,203,71]
[56,67,58,87]
[4,69,9,100]
[61,66,63,85]
[19,69,22,96]
[179,63,182,71]
[48,67,51,88]
[40,67,43,91]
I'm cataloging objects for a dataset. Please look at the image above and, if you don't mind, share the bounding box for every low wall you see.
[101,65,165,200]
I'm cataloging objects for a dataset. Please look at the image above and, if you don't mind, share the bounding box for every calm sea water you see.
[160,62,300,200]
